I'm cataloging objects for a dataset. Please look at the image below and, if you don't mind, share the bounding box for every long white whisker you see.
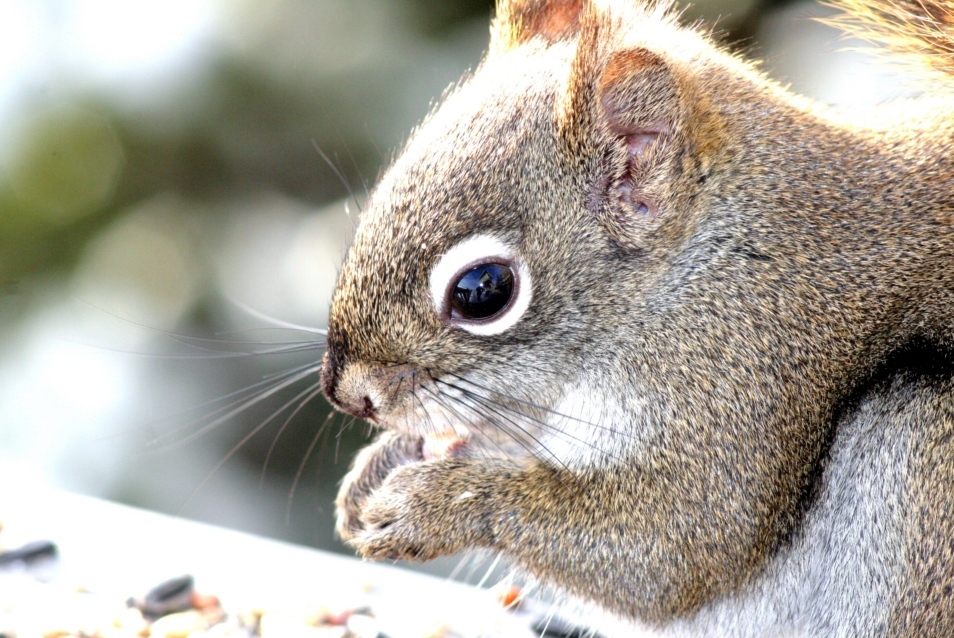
[176,367,321,515]
[72,296,326,353]
[260,379,328,482]
[225,296,328,336]
[81,340,324,361]
[286,408,338,523]
[153,365,322,453]
[140,362,324,449]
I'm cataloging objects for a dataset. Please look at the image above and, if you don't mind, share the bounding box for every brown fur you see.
[321,0,954,634]
[824,0,954,78]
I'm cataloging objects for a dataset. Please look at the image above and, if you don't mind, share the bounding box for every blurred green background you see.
[0,0,913,563]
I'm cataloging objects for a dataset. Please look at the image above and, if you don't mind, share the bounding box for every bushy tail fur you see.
[824,0,954,78]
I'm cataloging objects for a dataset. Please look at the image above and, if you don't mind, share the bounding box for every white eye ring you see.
[429,234,532,336]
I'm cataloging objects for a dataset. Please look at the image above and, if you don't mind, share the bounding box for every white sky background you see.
[0,0,217,120]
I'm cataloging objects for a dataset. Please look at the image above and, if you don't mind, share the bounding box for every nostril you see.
[323,365,378,419]
[319,340,380,420]
[360,396,375,418]
[337,394,376,420]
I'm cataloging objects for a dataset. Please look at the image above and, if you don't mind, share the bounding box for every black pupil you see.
[451,263,514,320]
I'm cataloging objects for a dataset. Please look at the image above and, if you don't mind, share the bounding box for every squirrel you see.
[320,0,954,635]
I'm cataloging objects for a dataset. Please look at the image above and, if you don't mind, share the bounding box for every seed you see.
[190,592,220,611]
[133,575,195,618]
[496,584,522,609]
[0,540,58,567]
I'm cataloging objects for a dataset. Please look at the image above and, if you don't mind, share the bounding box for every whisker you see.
[419,381,519,463]
[436,379,622,462]
[334,414,361,463]
[411,371,446,439]
[474,553,503,590]
[440,386,569,465]
[424,384,608,510]
[175,370,317,516]
[72,297,324,355]
[259,379,327,484]
[312,141,363,217]
[419,383,485,441]
[424,383,551,465]
[139,361,324,449]
[162,331,325,351]
[82,340,324,361]
[224,296,327,336]
[286,409,338,524]
[335,138,372,204]
[444,371,630,436]
[149,364,323,453]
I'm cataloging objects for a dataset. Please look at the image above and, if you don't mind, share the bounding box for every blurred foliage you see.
[0,0,499,317]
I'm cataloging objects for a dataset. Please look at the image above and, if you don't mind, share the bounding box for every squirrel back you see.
[322,0,954,635]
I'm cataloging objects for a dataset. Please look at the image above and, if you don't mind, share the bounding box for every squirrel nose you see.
[320,349,377,419]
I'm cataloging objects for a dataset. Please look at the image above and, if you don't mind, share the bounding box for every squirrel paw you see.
[335,431,424,542]
[349,459,495,562]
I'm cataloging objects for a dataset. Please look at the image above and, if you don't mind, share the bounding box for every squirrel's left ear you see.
[571,46,728,252]
[491,0,585,51]
[599,47,680,160]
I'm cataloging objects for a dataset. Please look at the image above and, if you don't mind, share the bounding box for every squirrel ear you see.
[588,47,722,251]
[492,0,585,51]
[599,47,679,163]
[597,48,682,138]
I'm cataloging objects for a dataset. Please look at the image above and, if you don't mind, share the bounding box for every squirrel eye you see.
[429,234,532,336]
[450,263,514,320]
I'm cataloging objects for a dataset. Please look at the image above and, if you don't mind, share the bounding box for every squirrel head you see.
[322,0,742,448]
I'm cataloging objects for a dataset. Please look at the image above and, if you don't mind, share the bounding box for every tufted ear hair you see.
[491,0,586,51]
[599,47,680,160]
[585,46,727,251]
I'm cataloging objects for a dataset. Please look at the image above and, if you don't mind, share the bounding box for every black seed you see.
[133,574,195,617]
[0,540,58,566]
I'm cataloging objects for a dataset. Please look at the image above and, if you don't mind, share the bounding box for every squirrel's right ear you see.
[491,0,585,51]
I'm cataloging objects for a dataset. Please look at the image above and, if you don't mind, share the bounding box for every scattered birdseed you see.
[0,498,592,638]
[0,540,58,567]
[134,575,196,618]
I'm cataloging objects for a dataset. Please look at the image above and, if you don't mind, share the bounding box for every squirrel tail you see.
[824,0,954,78]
